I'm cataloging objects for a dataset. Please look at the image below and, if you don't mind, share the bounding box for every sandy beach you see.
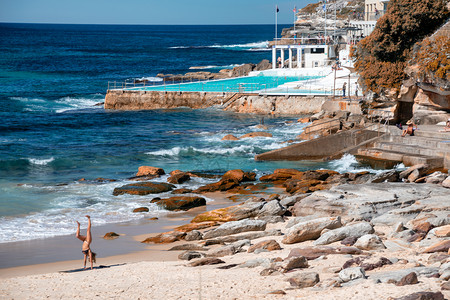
[1,220,449,300]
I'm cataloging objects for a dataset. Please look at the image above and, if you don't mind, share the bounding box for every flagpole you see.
[324,1,327,42]
[275,5,278,45]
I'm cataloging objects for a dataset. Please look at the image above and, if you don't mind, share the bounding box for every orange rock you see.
[141,231,186,244]
[136,166,165,177]
[221,134,240,141]
[434,225,450,237]
[103,232,120,240]
[169,170,184,176]
[297,117,310,123]
[240,132,273,138]
[133,207,149,213]
[422,240,450,253]
[248,239,281,253]
[222,169,256,182]
[413,221,433,233]
[174,221,219,233]
[284,179,322,194]
[191,206,237,223]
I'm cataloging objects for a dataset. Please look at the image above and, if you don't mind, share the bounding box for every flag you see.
[276,5,279,13]
[293,6,297,13]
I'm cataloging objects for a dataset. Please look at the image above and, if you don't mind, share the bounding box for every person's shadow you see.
[59,263,126,273]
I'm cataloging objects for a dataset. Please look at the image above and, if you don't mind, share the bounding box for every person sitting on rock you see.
[402,120,417,137]
[439,118,450,132]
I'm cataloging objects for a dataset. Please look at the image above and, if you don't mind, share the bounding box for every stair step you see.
[357,148,444,168]
[374,142,450,157]
[383,136,450,150]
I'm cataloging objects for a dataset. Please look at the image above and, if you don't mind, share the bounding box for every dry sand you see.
[1,221,449,300]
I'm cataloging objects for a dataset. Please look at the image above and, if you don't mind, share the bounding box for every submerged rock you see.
[136,166,165,177]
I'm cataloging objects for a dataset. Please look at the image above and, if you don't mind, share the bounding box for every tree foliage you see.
[413,35,450,83]
[352,0,449,94]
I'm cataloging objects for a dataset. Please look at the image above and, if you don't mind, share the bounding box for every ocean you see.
[0,23,380,244]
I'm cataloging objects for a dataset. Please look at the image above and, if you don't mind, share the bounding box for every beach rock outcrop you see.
[151,196,206,211]
[248,240,281,253]
[141,230,186,244]
[135,166,165,178]
[174,221,218,233]
[113,182,175,196]
[287,246,362,260]
[288,272,320,288]
[103,232,120,240]
[338,267,366,282]
[282,217,342,244]
[191,201,264,223]
[394,291,445,300]
[354,234,386,250]
[240,132,273,139]
[178,251,205,261]
[222,134,240,141]
[202,219,266,239]
[167,172,190,184]
[188,257,225,267]
[314,222,374,245]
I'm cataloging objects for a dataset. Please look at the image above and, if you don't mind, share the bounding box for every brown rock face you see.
[394,291,445,300]
[422,240,450,253]
[171,188,193,194]
[151,196,206,211]
[193,179,239,193]
[133,207,149,213]
[240,132,273,138]
[396,272,419,286]
[141,231,186,244]
[260,168,303,183]
[113,182,175,196]
[191,202,263,223]
[222,169,256,183]
[103,232,120,240]
[136,166,165,177]
[434,225,450,237]
[247,240,281,253]
[167,172,190,184]
[222,134,240,141]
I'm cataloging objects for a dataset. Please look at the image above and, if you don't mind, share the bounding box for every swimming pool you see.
[126,74,323,93]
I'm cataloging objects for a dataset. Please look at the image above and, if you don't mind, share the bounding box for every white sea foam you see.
[28,157,55,165]
[0,177,218,243]
[327,153,390,174]
[189,64,242,70]
[136,76,163,82]
[55,96,103,113]
[170,41,269,51]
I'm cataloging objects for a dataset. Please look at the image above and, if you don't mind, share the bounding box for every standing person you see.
[76,215,96,270]
[342,82,347,97]
[355,82,359,97]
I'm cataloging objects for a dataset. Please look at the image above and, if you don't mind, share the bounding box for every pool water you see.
[127,75,323,93]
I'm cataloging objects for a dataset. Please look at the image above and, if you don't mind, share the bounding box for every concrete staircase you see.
[356,125,450,169]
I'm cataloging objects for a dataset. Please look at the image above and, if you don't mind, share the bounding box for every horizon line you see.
[0,21,293,26]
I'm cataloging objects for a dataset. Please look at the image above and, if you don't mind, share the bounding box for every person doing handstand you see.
[76,215,96,270]
[402,120,417,137]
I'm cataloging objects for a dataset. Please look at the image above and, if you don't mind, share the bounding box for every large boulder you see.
[193,179,239,193]
[282,217,342,244]
[257,200,286,216]
[231,63,255,77]
[136,166,165,177]
[141,231,185,244]
[288,272,320,288]
[354,234,386,250]
[191,201,264,223]
[203,219,267,239]
[113,182,175,196]
[151,196,206,211]
[314,222,374,245]
[167,172,190,184]
[222,169,256,183]
[255,59,271,71]
[259,169,303,183]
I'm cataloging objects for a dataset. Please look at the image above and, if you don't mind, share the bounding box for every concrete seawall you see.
[104,89,362,115]
[104,90,225,110]
[255,129,380,161]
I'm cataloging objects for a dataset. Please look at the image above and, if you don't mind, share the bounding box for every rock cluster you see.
[115,165,449,297]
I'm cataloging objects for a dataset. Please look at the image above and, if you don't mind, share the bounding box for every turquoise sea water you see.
[0,23,383,244]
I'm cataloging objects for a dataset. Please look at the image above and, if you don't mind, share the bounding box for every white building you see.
[271,44,336,69]
[349,0,389,39]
